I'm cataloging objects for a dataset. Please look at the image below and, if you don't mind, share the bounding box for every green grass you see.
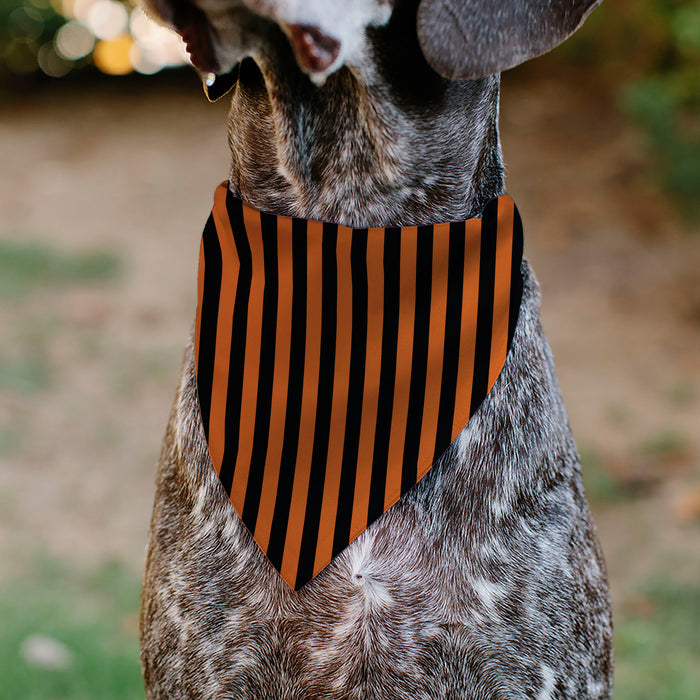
[0,428,18,454]
[614,580,700,700]
[0,559,144,700]
[0,357,50,393]
[0,240,120,299]
[639,430,689,461]
[665,381,696,408]
[580,430,692,505]
[580,448,628,504]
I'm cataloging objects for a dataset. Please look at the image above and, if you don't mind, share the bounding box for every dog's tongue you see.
[287,24,341,74]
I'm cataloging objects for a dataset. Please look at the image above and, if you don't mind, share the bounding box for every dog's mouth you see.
[151,0,345,98]
[200,20,341,100]
[203,63,240,101]
[285,23,341,75]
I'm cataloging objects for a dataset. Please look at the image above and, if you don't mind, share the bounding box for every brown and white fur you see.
[138,1,614,697]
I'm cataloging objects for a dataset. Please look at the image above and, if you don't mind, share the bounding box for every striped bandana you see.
[195,182,524,590]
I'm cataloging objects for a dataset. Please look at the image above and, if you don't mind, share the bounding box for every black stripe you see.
[367,227,401,523]
[332,230,369,557]
[470,199,498,414]
[219,196,252,495]
[433,223,465,463]
[401,226,433,494]
[295,223,338,588]
[241,212,279,530]
[197,215,222,437]
[267,219,308,569]
[508,205,524,347]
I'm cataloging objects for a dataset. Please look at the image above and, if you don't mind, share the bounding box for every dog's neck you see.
[224,10,505,229]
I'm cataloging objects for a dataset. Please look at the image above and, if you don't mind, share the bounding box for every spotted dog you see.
[138,0,614,697]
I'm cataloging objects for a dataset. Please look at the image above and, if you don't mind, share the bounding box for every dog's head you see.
[140,0,602,91]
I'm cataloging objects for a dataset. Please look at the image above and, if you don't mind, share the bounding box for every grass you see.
[665,381,696,408]
[0,428,18,454]
[580,448,628,504]
[580,428,692,506]
[580,441,700,698]
[639,430,689,462]
[0,559,144,700]
[614,580,700,700]
[0,357,50,393]
[0,238,122,403]
[0,240,120,299]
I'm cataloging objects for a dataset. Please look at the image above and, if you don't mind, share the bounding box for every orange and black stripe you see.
[195,182,524,590]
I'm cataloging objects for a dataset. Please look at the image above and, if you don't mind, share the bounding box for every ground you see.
[0,65,698,698]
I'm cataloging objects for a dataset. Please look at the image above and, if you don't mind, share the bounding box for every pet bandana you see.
[195,182,524,589]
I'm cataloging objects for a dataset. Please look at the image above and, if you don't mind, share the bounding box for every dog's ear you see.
[416,0,603,80]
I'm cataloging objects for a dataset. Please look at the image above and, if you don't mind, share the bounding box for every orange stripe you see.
[348,227,385,542]
[313,226,353,576]
[383,226,418,510]
[452,219,482,436]
[279,219,324,585]
[416,223,450,479]
[194,238,205,367]
[254,216,294,552]
[207,187,240,473]
[488,197,514,390]
[229,204,265,515]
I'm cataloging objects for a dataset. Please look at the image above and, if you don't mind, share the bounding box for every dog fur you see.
[139,1,614,697]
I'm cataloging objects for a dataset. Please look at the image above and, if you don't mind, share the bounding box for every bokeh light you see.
[92,33,132,74]
[1,0,190,78]
[85,0,128,41]
[4,35,39,74]
[37,40,72,76]
[55,21,94,60]
[9,5,44,40]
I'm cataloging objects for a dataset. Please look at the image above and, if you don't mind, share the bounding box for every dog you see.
[138,1,614,697]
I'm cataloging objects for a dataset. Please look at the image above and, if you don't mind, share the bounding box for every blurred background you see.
[0,0,698,697]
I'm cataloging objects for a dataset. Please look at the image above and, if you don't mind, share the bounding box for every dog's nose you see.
[287,24,341,74]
